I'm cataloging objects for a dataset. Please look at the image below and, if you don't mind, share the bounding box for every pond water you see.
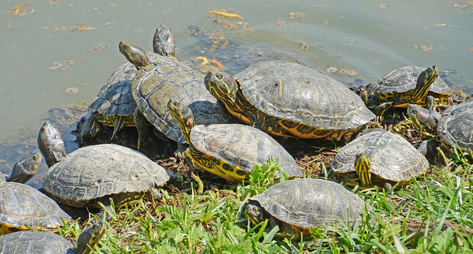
[1,0,472,187]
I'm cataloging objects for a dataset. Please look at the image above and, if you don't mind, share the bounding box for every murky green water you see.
[1,0,472,186]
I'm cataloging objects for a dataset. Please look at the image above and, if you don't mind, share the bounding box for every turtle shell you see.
[437,98,473,152]
[42,144,170,208]
[234,60,374,140]
[0,182,71,234]
[368,66,452,95]
[248,178,366,238]
[190,124,303,181]
[0,230,73,253]
[132,54,232,143]
[331,129,429,184]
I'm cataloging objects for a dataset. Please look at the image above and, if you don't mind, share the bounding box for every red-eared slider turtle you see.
[119,41,233,145]
[42,144,171,209]
[38,120,66,167]
[408,97,473,153]
[167,100,303,182]
[246,178,367,240]
[0,182,71,234]
[0,220,105,254]
[82,25,177,142]
[367,65,451,116]
[0,152,42,184]
[204,60,375,141]
[331,129,429,189]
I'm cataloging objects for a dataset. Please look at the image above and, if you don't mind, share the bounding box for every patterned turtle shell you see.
[437,98,473,152]
[331,129,429,188]
[42,144,170,208]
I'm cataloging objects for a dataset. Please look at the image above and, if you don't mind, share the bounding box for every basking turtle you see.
[408,97,473,153]
[0,220,105,254]
[367,65,451,116]
[119,41,233,145]
[246,178,367,240]
[204,60,375,141]
[0,182,71,234]
[82,25,177,142]
[331,129,429,189]
[167,99,303,182]
[38,120,66,167]
[0,152,42,184]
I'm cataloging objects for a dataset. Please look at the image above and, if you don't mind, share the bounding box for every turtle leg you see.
[133,108,149,150]
[110,115,127,141]
[375,101,393,118]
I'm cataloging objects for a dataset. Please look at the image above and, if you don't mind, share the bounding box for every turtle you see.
[0,182,71,234]
[407,97,473,154]
[81,24,177,142]
[167,99,304,182]
[119,41,233,145]
[331,129,429,190]
[0,152,42,184]
[246,178,368,240]
[366,65,452,116]
[0,220,105,254]
[204,60,375,141]
[38,120,67,167]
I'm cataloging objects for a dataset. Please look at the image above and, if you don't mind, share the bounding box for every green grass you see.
[57,155,473,253]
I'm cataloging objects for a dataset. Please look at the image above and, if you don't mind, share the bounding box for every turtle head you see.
[354,153,372,187]
[407,103,441,134]
[37,120,66,167]
[167,99,195,144]
[413,65,439,101]
[7,152,42,184]
[245,203,264,226]
[119,41,150,69]
[204,71,238,106]
[153,24,176,57]
[75,220,106,254]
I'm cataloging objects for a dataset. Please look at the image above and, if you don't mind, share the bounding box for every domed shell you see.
[332,129,429,182]
[42,144,170,208]
[437,98,473,152]
[234,60,374,135]
[0,182,71,234]
[0,230,73,253]
[132,54,232,143]
[248,179,366,232]
[368,66,452,95]
[191,124,303,178]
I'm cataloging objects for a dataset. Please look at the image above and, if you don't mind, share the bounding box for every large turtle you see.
[204,60,375,141]
[367,65,452,116]
[331,129,429,190]
[246,178,367,240]
[0,220,105,254]
[167,99,303,182]
[408,97,473,153]
[81,24,177,141]
[119,41,233,145]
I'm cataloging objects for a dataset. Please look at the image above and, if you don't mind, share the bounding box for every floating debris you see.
[339,69,347,74]
[104,22,116,26]
[313,5,322,8]
[436,24,447,27]
[211,59,226,70]
[108,3,118,8]
[323,19,331,25]
[327,66,338,73]
[345,38,354,43]
[207,9,244,19]
[88,43,106,52]
[65,87,79,94]
[213,19,238,30]
[347,70,358,75]
[8,3,34,28]
[414,44,433,51]
[48,60,75,71]
[289,12,305,19]
[378,4,391,8]
[49,0,59,5]
[162,9,172,15]
[134,28,142,33]
[72,23,95,31]
[449,3,467,8]
[299,41,309,50]
[195,56,210,66]
[467,47,473,52]
[220,40,229,49]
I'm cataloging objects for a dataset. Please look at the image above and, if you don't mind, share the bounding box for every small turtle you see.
[119,41,233,145]
[0,220,105,254]
[167,99,303,182]
[331,129,429,190]
[246,178,367,240]
[408,97,473,154]
[204,60,374,141]
[367,65,451,116]
[0,152,42,184]
[82,24,177,142]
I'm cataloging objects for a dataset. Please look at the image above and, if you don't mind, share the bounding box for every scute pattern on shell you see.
[235,60,374,131]
[0,182,71,232]
[332,130,429,181]
[250,179,366,228]
[190,124,303,177]
[437,98,473,152]
[132,54,232,143]
[43,144,169,207]
[0,230,72,254]
[368,66,451,94]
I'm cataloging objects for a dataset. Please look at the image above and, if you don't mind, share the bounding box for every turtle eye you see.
[216,73,223,79]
